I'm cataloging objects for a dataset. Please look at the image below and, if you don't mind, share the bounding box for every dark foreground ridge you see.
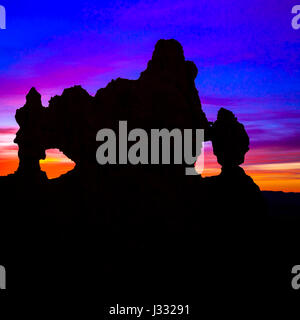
[0,40,298,302]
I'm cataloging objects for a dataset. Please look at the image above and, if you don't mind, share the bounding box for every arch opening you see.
[40,149,75,179]
[199,141,221,177]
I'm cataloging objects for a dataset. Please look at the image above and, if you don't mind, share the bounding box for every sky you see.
[0,0,300,191]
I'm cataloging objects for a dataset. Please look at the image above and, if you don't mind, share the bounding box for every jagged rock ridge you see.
[0,39,272,295]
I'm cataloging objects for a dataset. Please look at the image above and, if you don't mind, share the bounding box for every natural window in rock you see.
[199,141,221,177]
[40,149,75,179]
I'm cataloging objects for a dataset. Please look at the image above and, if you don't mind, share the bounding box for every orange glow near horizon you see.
[39,149,76,179]
[0,158,19,176]
[39,162,76,179]
[0,149,75,179]
[200,143,300,192]
[0,145,299,192]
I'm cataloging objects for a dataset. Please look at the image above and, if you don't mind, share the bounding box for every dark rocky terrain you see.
[263,191,300,219]
[0,39,298,305]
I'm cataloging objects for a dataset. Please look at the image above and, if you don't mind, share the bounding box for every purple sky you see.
[0,0,300,190]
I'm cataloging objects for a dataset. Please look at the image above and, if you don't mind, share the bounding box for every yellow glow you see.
[40,157,73,164]
[245,162,300,171]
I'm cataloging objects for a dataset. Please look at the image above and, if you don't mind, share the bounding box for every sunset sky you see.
[0,0,300,191]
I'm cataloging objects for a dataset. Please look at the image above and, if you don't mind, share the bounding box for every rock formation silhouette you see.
[13,39,210,180]
[211,107,249,168]
[1,39,294,301]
